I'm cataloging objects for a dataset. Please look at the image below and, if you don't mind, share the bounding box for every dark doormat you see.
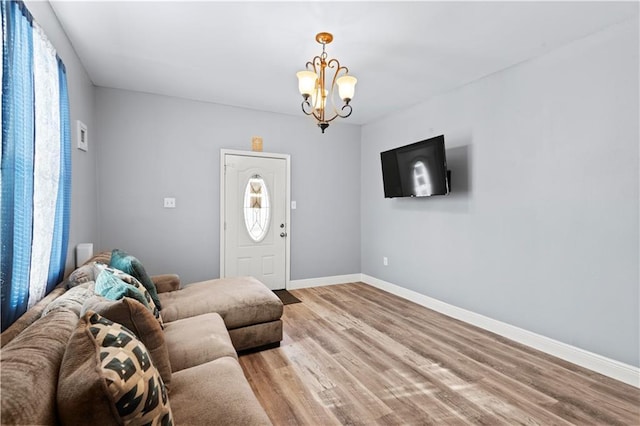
[273,289,302,305]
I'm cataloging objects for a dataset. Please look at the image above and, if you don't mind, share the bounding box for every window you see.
[243,175,270,242]
[1,1,71,331]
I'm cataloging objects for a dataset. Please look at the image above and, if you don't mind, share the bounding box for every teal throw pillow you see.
[109,249,162,310]
[95,269,150,310]
[96,265,164,328]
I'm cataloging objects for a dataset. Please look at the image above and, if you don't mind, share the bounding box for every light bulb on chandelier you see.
[296,32,357,133]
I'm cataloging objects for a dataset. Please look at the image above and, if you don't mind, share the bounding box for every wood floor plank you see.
[337,302,572,424]
[238,283,640,425]
[345,283,638,421]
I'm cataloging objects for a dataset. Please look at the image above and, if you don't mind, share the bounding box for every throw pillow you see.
[95,266,164,328]
[64,262,102,289]
[57,311,174,425]
[83,250,112,266]
[110,249,162,310]
[82,295,172,390]
[95,268,150,308]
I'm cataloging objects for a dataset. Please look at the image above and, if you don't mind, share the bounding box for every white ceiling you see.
[50,1,638,125]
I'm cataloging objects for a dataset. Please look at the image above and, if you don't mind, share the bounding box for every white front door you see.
[221,151,289,290]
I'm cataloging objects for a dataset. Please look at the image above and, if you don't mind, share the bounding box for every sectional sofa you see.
[0,251,283,425]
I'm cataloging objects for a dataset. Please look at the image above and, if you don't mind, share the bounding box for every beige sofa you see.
[0,254,283,425]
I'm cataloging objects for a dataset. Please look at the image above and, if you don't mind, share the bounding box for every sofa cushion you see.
[110,248,162,309]
[42,282,95,317]
[95,266,163,328]
[163,313,237,372]
[159,276,283,329]
[82,296,172,390]
[1,308,78,425]
[151,274,181,293]
[0,284,66,348]
[57,312,173,426]
[170,356,272,426]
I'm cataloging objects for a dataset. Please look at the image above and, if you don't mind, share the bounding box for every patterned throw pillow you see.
[95,266,164,328]
[95,269,150,308]
[57,312,174,426]
[64,262,102,289]
[110,249,162,310]
[82,295,172,390]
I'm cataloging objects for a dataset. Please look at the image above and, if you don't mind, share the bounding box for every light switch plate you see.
[77,120,88,151]
[291,201,297,210]
[163,197,176,208]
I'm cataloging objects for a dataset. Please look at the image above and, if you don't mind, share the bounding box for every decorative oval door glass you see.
[244,175,270,242]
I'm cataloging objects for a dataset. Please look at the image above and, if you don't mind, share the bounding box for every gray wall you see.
[94,88,361,284]
[360,18,639,367]
[25,1,99,275]
[27,0,638,369]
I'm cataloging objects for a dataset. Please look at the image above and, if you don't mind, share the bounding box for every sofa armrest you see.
[151,274,181,293]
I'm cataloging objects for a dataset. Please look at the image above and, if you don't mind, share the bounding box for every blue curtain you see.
[1,0,71,331]
[47,58,71,293]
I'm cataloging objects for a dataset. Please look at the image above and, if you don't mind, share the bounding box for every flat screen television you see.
[380,135,450,198]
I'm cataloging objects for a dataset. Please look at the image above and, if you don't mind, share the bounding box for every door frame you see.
[219,149,291,289]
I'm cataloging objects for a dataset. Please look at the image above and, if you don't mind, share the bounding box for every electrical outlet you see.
[164,197,176,208]
[383,257,388,266]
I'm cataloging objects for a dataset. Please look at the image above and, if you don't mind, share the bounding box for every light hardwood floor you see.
[238,283,640,425]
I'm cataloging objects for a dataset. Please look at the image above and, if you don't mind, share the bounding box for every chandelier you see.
[296,32,357,133]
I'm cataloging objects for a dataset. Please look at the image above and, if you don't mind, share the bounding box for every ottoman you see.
[159,276,283,351]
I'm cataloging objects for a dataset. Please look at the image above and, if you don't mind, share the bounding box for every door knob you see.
[280,232,287,238]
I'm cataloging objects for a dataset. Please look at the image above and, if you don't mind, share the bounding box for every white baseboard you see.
[360,274,639,388]
[288,274,362,290]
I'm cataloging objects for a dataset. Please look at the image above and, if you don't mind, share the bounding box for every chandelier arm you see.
[327,58,340,120]
[302,99,324,122]
[302,100,324,121]
[323,112,340,123]
[324,58,352,121]
[301,99,314,116]
[306,56,322,74]
[319,56,327,123]
[327,59,348,73]
[337,103,353,119]
[322,103,353,123]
